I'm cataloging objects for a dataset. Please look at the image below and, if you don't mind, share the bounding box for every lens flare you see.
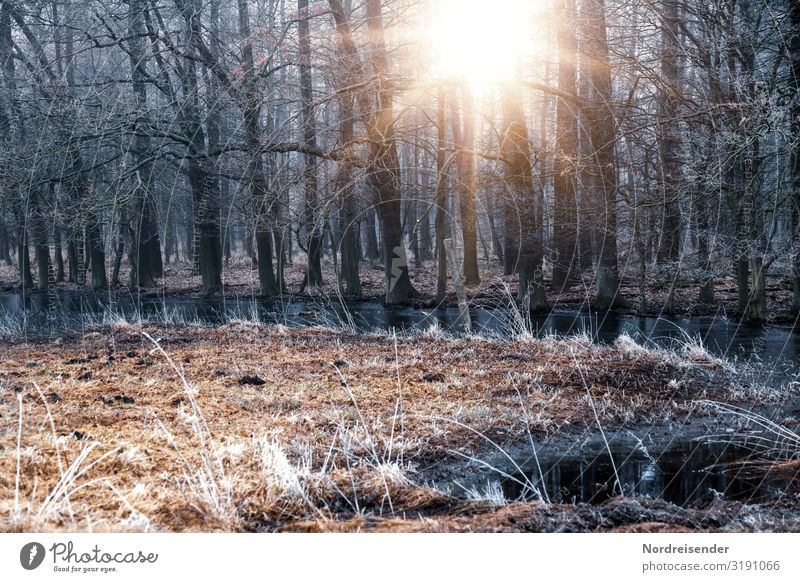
[427,0,537,85]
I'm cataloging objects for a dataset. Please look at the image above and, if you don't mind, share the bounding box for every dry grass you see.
[0,323,782,532]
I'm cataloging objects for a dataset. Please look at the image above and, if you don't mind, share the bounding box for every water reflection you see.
[0,291,798,372]
[502,441,794,507]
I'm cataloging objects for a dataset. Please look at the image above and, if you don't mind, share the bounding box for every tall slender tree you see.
[299,0,323,288]
[583,0,625,309]
[552,0,579,290]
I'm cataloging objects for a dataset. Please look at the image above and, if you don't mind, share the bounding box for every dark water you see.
[1,290,798,372]
[502,440,794,507]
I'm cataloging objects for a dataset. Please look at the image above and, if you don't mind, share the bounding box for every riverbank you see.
[1,323,798,532]
[2,259,798,322]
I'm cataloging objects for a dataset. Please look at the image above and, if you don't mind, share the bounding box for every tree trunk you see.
[584,0,625,309]
[180,0,222,297]
[577,38,595,272]
[656,0,682,315]
[1,5,38,291]
[364,209,380,261]
[501,80,548,313]
[417,168,433,264]
[112,213,126,288]
[552,0,579,290]
[16,219,33,290]
[695,174,714,303]
[237,0,277,296]
[0,215,12,265]
[656,2,682,265]
[298,0,323,288]
[740,0,766,322]
[790,1,800,313]
[486,194,504,266]
[331,10,361,297]
[32,197,51,291]
[748,255,766,321]
[364,0,415,304]
[449,86,480,286]
[127,0,162,288]
[66,237,80,283]
[85,220,107,291]
[435,87,449,302]
[53,223,65,282]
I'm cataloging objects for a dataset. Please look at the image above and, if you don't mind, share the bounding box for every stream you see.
[2,290,798,371]
[2,290,799,508]
[500,438,794,507]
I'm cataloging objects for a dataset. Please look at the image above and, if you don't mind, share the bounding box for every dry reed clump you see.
[695,401,800,493]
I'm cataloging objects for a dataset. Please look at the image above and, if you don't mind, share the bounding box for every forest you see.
[0,0,799,535]
[0,0,796,320]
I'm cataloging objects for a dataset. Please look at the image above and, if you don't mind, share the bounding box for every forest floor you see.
[1,257,798,322]
[1,323,798,532]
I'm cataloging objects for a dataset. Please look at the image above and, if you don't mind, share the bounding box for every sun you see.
[427,0,537,85]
